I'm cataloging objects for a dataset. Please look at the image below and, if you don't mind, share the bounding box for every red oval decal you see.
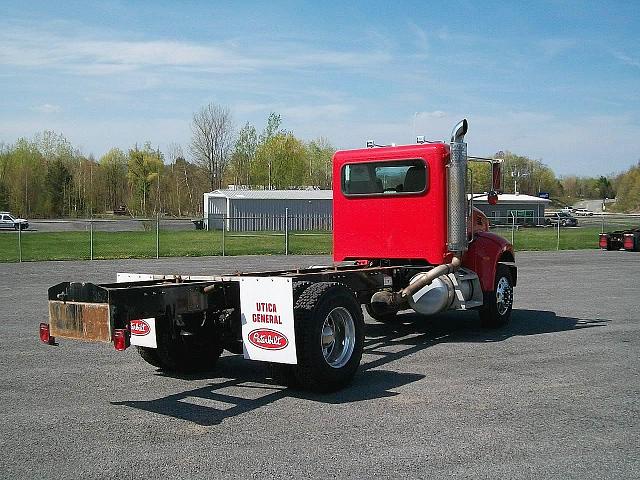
[130,319,150,336]
[248,328,288,350]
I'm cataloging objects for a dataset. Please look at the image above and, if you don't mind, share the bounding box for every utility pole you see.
[511,170,529,194]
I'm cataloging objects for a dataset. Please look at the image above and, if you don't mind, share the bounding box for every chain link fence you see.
[0,212,333,262]
[489,213,640,251]
[2,212,639,263]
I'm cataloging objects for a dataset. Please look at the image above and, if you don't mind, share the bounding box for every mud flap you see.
[239,277,297,365]
[129,318,158,348]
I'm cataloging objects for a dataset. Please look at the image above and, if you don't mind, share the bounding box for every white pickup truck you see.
[572,208,594,216]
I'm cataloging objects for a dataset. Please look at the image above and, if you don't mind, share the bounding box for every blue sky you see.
[1,0,639,176]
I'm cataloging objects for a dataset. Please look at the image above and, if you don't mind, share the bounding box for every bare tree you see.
[190,103,234,191]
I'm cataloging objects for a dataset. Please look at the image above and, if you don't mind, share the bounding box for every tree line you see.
[0,105,335,218]
[470,150,624,207]
[1,103,639,217]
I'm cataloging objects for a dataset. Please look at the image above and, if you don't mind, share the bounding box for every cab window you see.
[341,159,427,196]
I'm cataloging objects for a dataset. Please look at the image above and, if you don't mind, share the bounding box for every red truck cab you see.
[333,143,450,265]
[332,140,514,294]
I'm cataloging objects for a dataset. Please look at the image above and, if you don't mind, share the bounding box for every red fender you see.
[463,232,515,292]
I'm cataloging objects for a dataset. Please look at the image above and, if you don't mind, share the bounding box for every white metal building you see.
[470,193,552,225]
[204,190,333,231]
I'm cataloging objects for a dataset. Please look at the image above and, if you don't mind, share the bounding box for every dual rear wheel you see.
[268,282,364,392]
[137,282,365,393]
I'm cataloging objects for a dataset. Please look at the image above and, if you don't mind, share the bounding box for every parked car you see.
[546,212,578,227]
[572,207,594,216]
[0,212,29,230]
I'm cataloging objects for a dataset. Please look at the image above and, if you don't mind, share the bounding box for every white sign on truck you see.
[239,277,297,364]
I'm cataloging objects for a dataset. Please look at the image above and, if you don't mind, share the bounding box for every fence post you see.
[222,216,225,257]
[156,214,159,259]
[90,220,94,260]
[18,224,22,263]
[601,213,605,234]
[285,208,289,256]
[510,211,516,246]
[556,213,560,251]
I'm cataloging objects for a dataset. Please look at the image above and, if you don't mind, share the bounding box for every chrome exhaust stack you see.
[447,119,468,254]
[370,120,470,310]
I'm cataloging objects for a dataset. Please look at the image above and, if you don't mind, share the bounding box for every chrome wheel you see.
[496,276,513,316]
[320,307,355,369]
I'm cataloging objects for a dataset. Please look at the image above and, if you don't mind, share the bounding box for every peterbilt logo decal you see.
[248,328,288,350]
[130,319,150,336]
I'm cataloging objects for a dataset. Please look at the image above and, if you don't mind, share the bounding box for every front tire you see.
[479,264,514,328]
[292,282,364,392]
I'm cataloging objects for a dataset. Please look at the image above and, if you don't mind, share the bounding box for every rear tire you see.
[266,280,313,386]
[137,315,223,372]
[479,264,514,328]
[292,282,364,392]
[135,346,164,368]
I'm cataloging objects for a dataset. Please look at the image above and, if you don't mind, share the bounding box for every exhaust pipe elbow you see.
[371,255,463,310]
[401,255,462,300]
[450,119,468,144]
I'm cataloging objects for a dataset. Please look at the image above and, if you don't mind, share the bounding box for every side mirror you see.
[488,191,499,205]
[492,161,502,192]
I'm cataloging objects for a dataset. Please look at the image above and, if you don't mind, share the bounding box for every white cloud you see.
[288,109,640,176]
[31,103,61,113]
[416,110,446,119]
[408,22,429,54]
[537,38,577,59]
[612,50,640,68]
[280,104,354,120]
[0,25,390,76]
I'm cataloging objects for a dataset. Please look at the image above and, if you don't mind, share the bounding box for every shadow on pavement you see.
[112,308,608,425]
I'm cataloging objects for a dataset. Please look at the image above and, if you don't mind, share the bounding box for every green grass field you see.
[0,226,603,262]
[492,226,602,251]
[0,230,333,262]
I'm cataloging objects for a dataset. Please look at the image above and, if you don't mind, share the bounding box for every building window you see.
[507,209,535,224]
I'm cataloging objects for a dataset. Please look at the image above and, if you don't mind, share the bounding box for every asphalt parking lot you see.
[0,218,197,233]
[0,250,638,479]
